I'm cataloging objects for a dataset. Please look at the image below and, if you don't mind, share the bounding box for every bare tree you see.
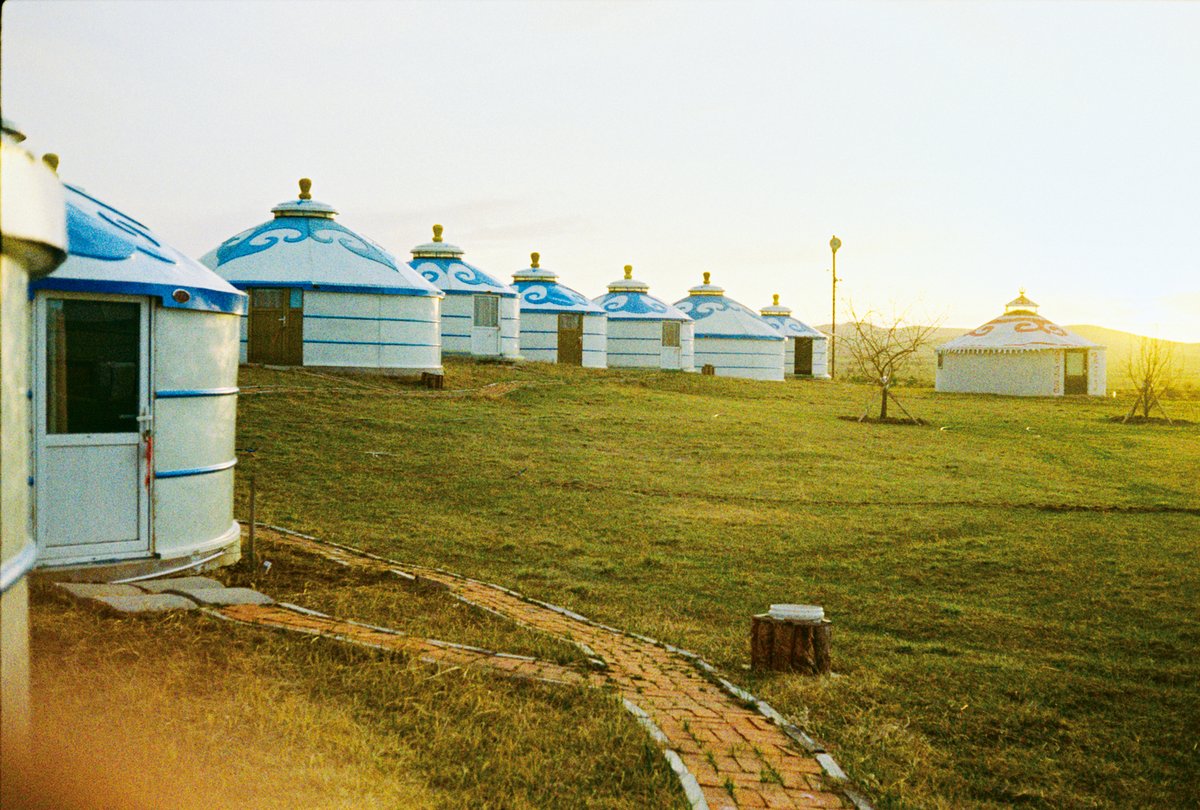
[846,305,941,422]
[1123,337,1177,423]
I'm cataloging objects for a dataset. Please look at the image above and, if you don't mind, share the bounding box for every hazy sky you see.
[4,1,1198,340]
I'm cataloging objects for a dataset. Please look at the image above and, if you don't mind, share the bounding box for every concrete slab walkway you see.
[258,526,864,810]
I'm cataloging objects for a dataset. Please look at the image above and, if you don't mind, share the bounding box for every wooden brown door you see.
[248,288,303,365]
[794,338,813,376]
[1064,349,1088,395]
[557,313,583,366]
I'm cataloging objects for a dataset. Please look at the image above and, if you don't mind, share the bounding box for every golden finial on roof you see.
[530,252,540,268]
[1019,287,1026,297]
[624,265,633,279]
[298,178,312,200]
[42,153,60,174]
[432,224,444,243]
[773,293,780,306]
[703,271,711,285]
[830,235,841,253]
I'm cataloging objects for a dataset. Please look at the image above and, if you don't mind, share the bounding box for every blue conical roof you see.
[593,265,691,322]
[34,183,246,314]
[200,179,441,298]
[673,273,781,341]
[408,225,517,298]
[759,296,826,339]
[512,253,604,314]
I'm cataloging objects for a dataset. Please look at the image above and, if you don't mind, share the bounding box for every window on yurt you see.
[474,294,500,327]
[662,321,681,347]
[45,299,140,434]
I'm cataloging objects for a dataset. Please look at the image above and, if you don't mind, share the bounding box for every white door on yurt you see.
[661,321,681,369]
[471,294,501,356]
[34,294,151,564]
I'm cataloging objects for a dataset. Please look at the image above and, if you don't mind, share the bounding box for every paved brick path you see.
[214,602,603,689]
[254,527,855,810]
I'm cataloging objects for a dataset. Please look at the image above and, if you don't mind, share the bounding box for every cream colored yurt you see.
[593,265,694,371]
[203,180,443,375]
[936,291,1106,396]
[759,294,829,379]
[674,273,784,381]
[29,167,247,579]
[512,252,606,367]
[409,225,520,360]
[1,123,67,765]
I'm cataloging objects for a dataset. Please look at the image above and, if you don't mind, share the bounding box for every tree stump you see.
[751,614,831,675]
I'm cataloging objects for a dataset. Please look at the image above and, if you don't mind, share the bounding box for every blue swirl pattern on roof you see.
[674,294,782,340]
[593,291,691,321]
[515,280,604,313]
[32,185,247,315]
[762,314,826,339]
[410,257,517,297]
[214,218,395,270]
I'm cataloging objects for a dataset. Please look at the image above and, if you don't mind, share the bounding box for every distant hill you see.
[816,322,1200,390]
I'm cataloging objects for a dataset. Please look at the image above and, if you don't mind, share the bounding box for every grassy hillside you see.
[233,361,1199,809]
[819,322,1200,390]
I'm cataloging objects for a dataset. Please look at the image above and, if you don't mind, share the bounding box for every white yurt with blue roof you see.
[674,273,784,381]
[409,225,520,360]
[203,179,443,375]
[760,294,829,378]
[593,265,694,371]
[28,161,247,578]
[512,252,607,367]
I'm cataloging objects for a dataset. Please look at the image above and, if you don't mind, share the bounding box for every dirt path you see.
[249,526,862,810]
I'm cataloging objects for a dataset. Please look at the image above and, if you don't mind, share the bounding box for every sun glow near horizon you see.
[3,0,1198,344]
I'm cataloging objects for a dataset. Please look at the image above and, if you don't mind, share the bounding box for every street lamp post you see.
[829,235,841,379]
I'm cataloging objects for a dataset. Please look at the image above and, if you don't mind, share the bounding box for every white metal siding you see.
[302,291,441,372]
[936,350,1060,396]
[694,336,784,381]
[151,308,240,561]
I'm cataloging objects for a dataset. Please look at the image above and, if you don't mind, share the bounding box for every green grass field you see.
[233,360,1199,809]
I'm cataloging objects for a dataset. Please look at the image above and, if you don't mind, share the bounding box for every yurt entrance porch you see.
[557,313,584,365]
[1065,349,1088,395]
[794,338,814,375]
[472,293,502,356]
[661,322,682,367]
[33,293,151,564]
[247,287,302,365]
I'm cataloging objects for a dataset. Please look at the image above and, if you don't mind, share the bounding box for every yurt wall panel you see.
[151,307,239,559]
[811,339,829,378]
[153,470,238,557]
[439,294,520,358]
[517,310,558,362]
[606,320,694,370]
[695,337,785,381]
[582,315,607,368]
[937,351,1058,396]
[1089,349,1107,396]
[606,320,663,368]
[679,323,696,371]
[299,291,441,371]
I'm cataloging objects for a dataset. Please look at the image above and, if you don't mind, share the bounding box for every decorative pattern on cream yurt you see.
[936,291,1106,396]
